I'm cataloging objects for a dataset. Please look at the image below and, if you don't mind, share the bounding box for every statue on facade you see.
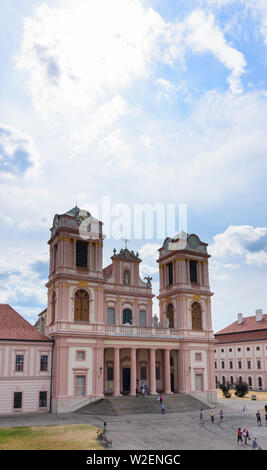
[144,275,152,288]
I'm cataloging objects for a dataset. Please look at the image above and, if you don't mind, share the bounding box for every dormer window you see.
[124,270,130,286]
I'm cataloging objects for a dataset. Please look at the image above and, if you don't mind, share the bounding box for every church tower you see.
[45,206,105,412]
[157,233,217,403]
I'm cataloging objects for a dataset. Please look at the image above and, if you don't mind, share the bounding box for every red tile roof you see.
[215,314,267,339]
[0,304,53,342]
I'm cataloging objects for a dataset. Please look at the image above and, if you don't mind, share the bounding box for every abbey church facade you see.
[0,206,217,414]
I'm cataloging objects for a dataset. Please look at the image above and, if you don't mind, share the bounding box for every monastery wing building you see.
[43,206,216,413]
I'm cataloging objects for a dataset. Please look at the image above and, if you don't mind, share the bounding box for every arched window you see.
[222,376,225,386]
[107,307,115,325]
[51,291,56,324]
[230,376,234,386]
[191,302,202,330]
[258,377,262,389]
[124,270,130,286]
[166,303,174,328]
[139,310,146,327]
[123,308,132,325]
[248,376,252,388]
[74,289,89,322]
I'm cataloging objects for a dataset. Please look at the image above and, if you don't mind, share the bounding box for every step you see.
[76,393,210,416]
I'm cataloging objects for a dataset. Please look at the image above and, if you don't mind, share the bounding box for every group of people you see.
[199,408,223,423]
[157,394,165,414]
[136,383,149,398]
[237,427,260,449]
[200,404,267,450]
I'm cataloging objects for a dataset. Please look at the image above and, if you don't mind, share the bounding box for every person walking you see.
[159,394,163,405]
[210,410,215,423]
[243,404,247,414]
[200,408,204,424]
[256,410,262,426]
[243,426,249,446]
[252,436,258,449]
[219,410,224,422]
[161,403,165,415]
[237,427,243,445]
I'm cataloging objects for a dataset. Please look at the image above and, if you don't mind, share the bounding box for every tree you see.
[220,381,232,398]
[235,379,248,398]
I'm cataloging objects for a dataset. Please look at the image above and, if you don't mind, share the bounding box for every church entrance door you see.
[122,368,130,393]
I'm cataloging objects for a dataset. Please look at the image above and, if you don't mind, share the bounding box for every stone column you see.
[149,348,157,395]
[164,348,172,394]
[113,347,121,396]
[130,348,137,396]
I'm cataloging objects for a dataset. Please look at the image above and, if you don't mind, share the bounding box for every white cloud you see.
[139,242,161,260]
[15,2,247,158]
[182,10,246,94]
[209,225,267,264]
[0,123,41,181]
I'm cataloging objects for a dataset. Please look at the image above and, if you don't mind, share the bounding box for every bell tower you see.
[157,233,213,333]
[157,233,217,402]
[45,206,105,333]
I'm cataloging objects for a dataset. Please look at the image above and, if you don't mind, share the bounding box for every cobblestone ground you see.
[1,398,267,450]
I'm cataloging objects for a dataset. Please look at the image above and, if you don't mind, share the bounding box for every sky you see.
[0,0,267,331]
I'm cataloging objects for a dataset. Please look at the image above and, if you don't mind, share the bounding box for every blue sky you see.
[0,0,267,331]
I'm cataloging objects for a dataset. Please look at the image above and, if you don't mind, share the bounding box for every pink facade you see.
[215,311,267,390]
[0,304,53,415]
[0,206,217,415]
[43,207,217,412]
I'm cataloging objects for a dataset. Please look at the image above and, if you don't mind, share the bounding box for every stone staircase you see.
[76,393,210,416]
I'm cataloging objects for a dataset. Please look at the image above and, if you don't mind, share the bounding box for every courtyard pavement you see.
[0,398,267,450]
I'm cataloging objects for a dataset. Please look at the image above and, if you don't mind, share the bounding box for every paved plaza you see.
[0,398,267,450]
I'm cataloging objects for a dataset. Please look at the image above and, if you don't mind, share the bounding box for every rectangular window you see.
[76,241,88,268]
[229,361,233,369]
[107,367,114,381]
[15,355,24,371]
[247,360,251,369]
[195,353,202,361]
[139,310,146,327]
[229,348,232,352]
[246,347,250,351]
[39,391,47,408]
[156,366,160,380]
[77,351,85,361]
[140,367,147,380]
[257,360,261,370]
[189,260,198,283]
[221,361,225,369]
[238,361,242,369]
[215,361,217,369]
[40,355,48,371]
[107,308,115,325]
[13,392,22,409]
[75,375,85,397]
[167,262,173,285]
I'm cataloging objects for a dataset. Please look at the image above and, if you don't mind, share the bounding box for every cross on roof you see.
[122,238,130,249]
